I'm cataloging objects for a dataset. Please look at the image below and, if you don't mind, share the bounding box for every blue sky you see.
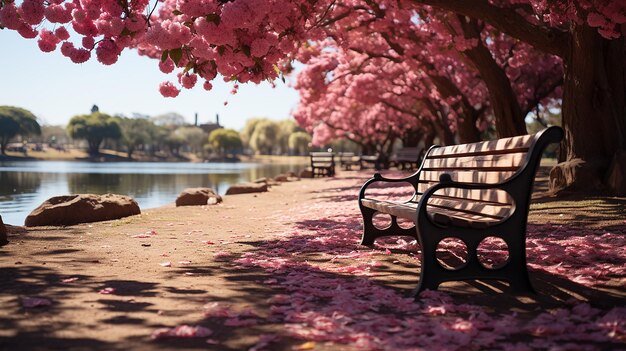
[0,30,301,130]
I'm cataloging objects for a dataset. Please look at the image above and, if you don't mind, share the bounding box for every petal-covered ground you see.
[0,168,624,350]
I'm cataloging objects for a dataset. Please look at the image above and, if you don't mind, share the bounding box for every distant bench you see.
[338,152,361,170]
[358,127,563,295]
[310,152,335,177]
[360,154,383,170]
[390,146,424,170]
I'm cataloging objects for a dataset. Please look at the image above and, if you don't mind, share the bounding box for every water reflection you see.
[0,161,305,225]
[0,171,43,199]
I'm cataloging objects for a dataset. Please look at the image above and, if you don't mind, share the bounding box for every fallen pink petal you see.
[99,287,115,294]
[21,297,52,308]
[151,325,213,339]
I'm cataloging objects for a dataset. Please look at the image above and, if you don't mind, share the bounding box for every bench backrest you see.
[394,147,423,161]
[410,127,563,222]
[310,152,334,167]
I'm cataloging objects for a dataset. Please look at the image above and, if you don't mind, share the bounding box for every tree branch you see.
[410,0,569,57]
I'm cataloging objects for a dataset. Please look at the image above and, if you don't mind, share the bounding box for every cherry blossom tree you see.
[410,0,626,193]
[1,0,623,193]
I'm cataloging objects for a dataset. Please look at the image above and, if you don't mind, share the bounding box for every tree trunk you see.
[457,16,527,138]
[457,112,481,143]
[402,128,424,147]
[428,73,482,143]
[550,25,626,193]
[87,139,102,155]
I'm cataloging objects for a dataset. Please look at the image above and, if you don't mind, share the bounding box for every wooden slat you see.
[426,198,511,218]
[361,198,417,221]
[428,134,534,158]
[426,147,529,159]
[420,170,516,184]
[422,152,527,170]
[416,184,513,205]
[426,207,499,228]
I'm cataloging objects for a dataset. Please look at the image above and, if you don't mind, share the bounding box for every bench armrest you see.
[358,172,421,200]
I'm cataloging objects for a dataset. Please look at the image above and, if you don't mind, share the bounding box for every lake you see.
[0,160,306,225]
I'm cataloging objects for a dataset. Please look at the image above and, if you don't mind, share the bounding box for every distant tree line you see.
[1,106,313,159]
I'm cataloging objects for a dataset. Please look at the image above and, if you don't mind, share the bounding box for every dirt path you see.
[0,169,624,350]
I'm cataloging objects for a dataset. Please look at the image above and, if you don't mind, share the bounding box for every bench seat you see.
[360,198,504,229]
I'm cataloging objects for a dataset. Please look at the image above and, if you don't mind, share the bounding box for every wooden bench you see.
[337,152,361,170]
[358,127,563,295]
[310,152,335,177]
[390,146,424,170]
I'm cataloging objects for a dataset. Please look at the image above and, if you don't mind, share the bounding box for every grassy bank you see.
[0,148,309,164]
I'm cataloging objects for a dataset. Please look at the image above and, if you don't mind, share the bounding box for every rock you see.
[299,169,314,178]
[0,215,7,246]
[176,187,222,206]
[274,174,289,182]
[25,194,141,227]
[253,177,280,187]
[225,182,268,195]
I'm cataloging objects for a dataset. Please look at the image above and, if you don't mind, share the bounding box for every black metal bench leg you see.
[360,207,379,246]
[360,208,416,246]
[507,245,536,294]
[412,236,441,296]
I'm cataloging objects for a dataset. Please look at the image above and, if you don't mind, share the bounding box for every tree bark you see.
[457,16,527,138]
[428,74,482,143]
[550,25,626,193]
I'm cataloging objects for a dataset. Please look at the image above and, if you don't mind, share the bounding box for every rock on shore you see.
[25,194,141,227]
[176,188,222,206]
[0,215,7,246]
[225,183,268,195]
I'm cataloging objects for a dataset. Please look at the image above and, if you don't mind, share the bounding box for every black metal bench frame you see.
[357,127,563,295]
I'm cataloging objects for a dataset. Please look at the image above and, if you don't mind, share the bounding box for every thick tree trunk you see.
[550,25,626,194]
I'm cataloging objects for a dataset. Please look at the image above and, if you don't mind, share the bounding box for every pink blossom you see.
[99,287,115,294]
[82,36,95,49]
[180,73,197,89]
[95,40,120,65]
[18,0,45,25]
[159,81,180,98]
[37,29,60,52]
[54,27,70,41]
[151,325,212,339]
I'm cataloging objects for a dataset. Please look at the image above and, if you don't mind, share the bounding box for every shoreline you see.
[0,149,309,164]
